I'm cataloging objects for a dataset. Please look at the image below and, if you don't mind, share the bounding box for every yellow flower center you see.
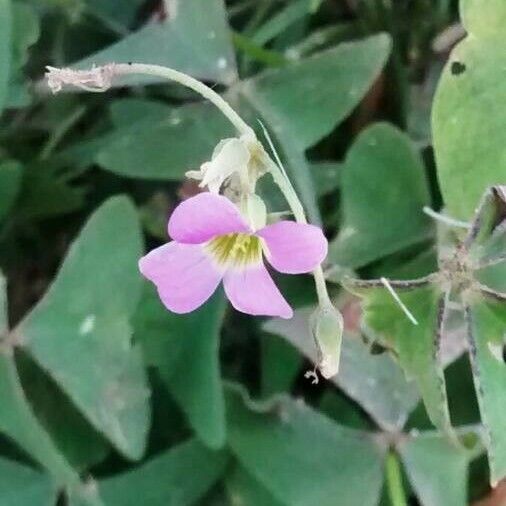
[206,233,262,268]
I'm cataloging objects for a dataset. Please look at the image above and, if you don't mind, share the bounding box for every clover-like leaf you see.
[74,0,237,86]
[329,123,432,268]
[97,100,232,180]
[0,353,78,485]
[432,0,506,220]
[464,294,506,487]
[348,186,506,485]
[0,274,78,485]
[135,286,227,449]
[344,278,453,436]
[462,186,506,485]
[225,466,284,506]
[263,308,420,431]
[97,439,228,506]
[17,196,150,461]
[226,384,386,506]
[399,431,472,506]
[242,33,391,223]
[0,456,55,506]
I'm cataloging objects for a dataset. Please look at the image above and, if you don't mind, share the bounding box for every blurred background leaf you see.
[17,197,150,461]
[226,385,386,506]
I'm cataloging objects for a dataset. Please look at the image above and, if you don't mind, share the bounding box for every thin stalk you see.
[261,136,332,308]
[386,452,408,506]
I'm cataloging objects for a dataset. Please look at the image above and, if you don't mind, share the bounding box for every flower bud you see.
[310,302,343,378]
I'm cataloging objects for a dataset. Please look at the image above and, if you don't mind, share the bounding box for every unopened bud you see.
[310,303,343,378]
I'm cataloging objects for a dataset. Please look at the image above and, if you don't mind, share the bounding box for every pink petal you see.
[168,193,249,244]
[257,221,328,274]
[223,263,293,319]
[139,242,222,314]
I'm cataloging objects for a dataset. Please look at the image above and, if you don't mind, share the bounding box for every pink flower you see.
[139,193,328,319]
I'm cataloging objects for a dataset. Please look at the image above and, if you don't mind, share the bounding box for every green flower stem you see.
[385,452,408,506]
[263,155,332,307]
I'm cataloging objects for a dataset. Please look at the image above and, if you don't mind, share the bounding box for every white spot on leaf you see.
[79,315,96,335]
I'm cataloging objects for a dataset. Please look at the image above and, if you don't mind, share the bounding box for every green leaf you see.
[0,457,55,506]
[0,160,21,222]
[17,196,150,461]
[85,0,144,29]
[463,187,506,489]
[109,98,167,125]
[242,34,391,150]
[225,466,284,506]
[261,334,302,397]
[0,0,11,114]
[226,384,386,506]
[0,354,77,484]
[232,32,288,68]
[97,101,232,180]
[0,272,6,334]
[6,2,40,108]
[251,0,323,47]
[399,432,470,506]
[74,0,237,86]
[459,0,506,37]
[345,279,453,435]
[465,293,506,486]
[97,439,228,506]
[312,161,342,198]
[329,123,432,268]
[432,1,506,220]
[17,160,87,220]
[470,186,506,293]
[17,353,109,471]
[263,308,420,431]
[0,273,77,484]
[10,3,39,73]
[135,286,226,448]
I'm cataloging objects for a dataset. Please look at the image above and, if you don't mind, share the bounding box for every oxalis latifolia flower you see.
[44,62,343,377]
[139,192,328,319]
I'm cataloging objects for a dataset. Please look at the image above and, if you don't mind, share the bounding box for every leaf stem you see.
[386,452,408,506]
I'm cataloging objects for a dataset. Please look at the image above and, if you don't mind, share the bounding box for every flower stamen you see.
[206,233,262,268]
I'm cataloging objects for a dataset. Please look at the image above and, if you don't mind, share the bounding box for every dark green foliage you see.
[0,1,503,505]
